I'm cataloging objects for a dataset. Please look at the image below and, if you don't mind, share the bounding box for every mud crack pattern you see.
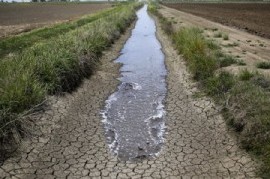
[0,16,259,179]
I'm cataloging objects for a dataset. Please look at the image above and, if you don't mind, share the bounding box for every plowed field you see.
[163,3,270,39]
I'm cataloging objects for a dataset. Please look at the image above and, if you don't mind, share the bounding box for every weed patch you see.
[223,42,239,47]
[172,28,217,81]
[218,55,238,67]
[257,61,270,69]
[223,34,229,40]
[214,31,222,38]
[239,69,255,81]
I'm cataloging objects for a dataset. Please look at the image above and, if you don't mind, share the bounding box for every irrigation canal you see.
[101,5,167,161]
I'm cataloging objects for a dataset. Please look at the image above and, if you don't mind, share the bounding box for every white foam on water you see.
[101,93,117,122]
[132,82,142,90]
[144,98,166,146]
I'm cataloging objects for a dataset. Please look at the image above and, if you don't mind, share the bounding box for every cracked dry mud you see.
[0,11,259,179]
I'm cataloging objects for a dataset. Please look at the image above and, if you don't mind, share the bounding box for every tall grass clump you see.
[257,61,270,69]
[150,3,270,177]
[173,28,217,81]
[0,3,142,149]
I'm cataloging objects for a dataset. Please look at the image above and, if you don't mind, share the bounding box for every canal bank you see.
[0,5,258,178]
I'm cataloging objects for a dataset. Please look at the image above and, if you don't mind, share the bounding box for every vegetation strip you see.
[149,3,270,177]
[0,3,142,148]
[0,5,122,58]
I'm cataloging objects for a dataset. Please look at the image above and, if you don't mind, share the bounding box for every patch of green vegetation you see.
[172,28,217,81]
[218,55,238,67]
[239,69,255,81]
[207,39,220,50]
[0,5,125,58]
[223,34,229,40]
[221,55,246,66]
[237,59,246,66]
[205,71,235,96]
[151,4,270,176]
[0,3,142,148]
[257,62,270,69]
[214,31,223,38]
[251,75,270,91]
[223,42,239,47]
[226,80,270,177]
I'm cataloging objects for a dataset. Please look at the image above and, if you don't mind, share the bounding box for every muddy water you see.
[101,5,167,161]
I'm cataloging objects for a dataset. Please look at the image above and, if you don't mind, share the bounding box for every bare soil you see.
[163,3,270,39]
[159,5,270,76]
[0,3,112,38]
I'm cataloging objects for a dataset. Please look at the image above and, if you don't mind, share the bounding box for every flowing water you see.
[101,5,167,161]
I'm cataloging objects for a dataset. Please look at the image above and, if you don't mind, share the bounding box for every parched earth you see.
[0,12,259,178]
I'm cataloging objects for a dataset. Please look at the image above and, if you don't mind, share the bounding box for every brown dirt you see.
[0,3,112,38]
[159,5,270,76]
[163,3,270,39]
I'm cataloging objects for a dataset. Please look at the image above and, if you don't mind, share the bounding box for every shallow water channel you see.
[101,5,167,161]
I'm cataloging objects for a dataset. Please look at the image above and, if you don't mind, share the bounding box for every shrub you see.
[205,71,235,97]
[223,34,229,40]
[218,55,237,67]
[173,28,217,81]
[214,32,222,38]
[257,62,270,69]
[239,69,255,81]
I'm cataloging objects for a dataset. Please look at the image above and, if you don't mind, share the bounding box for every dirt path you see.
[0,11,258,178]
[160,5,270,76]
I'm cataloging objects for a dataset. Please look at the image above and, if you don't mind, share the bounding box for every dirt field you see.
[159,5,270,76]
[163,3,270,39]
[0,3,112,38]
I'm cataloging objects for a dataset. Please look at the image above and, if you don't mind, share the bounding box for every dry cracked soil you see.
[0,11,259,179]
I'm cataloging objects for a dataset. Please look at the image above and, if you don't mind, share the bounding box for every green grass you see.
[0,2,142,147]
[237,60,246,66]
[150,4,270,177]
[0,5,124,58]
[239,69,255,81]
[213,31,222,38]
[257,61,270,69]
[173,28,217,81]
[218,55,237,67]
[223,34,229,40]
[223,42,239,47]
